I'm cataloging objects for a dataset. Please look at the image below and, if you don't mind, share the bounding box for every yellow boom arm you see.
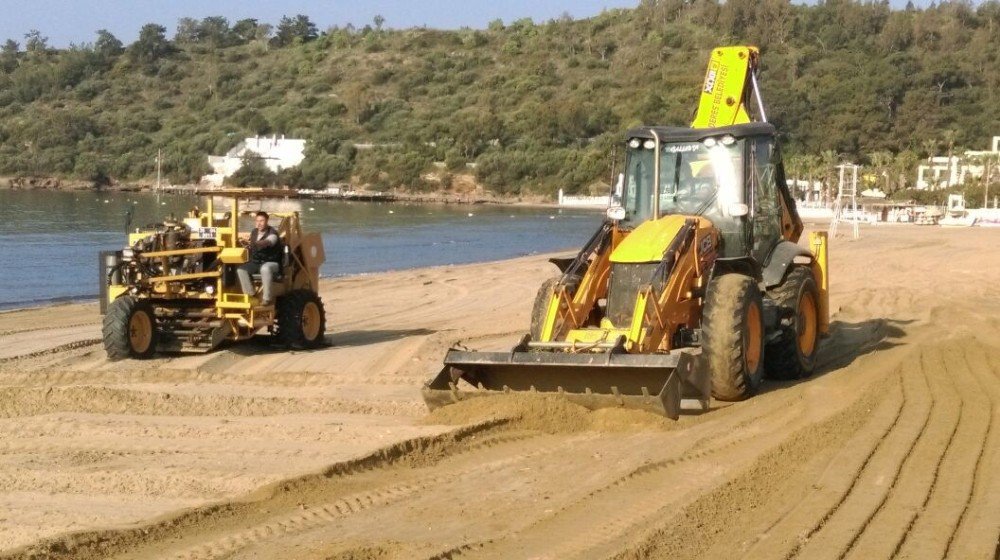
[692,46,762,129]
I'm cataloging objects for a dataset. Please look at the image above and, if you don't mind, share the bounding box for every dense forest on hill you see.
[0,1,998,199]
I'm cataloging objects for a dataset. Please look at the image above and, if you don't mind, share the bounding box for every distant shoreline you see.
[0,176,606,210]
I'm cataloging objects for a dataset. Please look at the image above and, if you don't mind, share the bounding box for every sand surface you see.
[1,225,998,559]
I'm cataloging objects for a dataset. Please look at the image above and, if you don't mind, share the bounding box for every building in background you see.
[202,135,306,187]
[917,135,1000,190]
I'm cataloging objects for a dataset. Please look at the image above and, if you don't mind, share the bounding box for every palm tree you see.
[803,154,821,203]
[785,154,803,198]
[942,129,959,187]
[892,150,919,195]
[869,151,894,194]
[820,150,839,203]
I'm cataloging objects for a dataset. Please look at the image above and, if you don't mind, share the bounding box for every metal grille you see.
[606,263,659,328]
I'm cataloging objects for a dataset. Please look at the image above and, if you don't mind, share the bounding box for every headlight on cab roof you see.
[703,135,737,148]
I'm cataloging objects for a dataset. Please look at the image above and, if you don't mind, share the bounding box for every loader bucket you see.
[422,348,710,420]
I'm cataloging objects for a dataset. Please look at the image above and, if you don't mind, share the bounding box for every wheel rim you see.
[745,302,762,373]
[798,291,818,356]
[301,302,321,341]
[129,310,153,353]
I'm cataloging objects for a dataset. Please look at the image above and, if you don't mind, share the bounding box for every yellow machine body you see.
[100,188,326,356]
[424,46,830,418]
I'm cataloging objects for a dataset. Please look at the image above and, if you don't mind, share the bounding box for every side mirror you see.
[609,173,625,207]
[607,206,627,221]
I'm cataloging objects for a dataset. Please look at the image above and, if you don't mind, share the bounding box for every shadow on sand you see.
[757,317,912,396]
[331,328,437,348]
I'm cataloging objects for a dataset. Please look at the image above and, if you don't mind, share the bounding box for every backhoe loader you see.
[423,46,830,418]
[99,189,326,359]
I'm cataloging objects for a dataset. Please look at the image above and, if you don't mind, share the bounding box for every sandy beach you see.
[1,224,998,559]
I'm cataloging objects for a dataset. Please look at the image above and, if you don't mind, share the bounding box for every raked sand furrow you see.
[894,342,992,559]
[842,344,963,560]
[943,339,1000,560]
[451,397,809,560]
[712,370,906,560]
[791,349,935,560]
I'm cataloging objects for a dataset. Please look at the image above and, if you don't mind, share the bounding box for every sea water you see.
[0,190,600,309]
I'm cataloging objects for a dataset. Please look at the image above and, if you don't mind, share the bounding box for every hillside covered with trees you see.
[0,1,998,200]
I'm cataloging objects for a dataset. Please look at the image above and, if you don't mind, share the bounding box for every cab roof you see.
[625,122,776,143]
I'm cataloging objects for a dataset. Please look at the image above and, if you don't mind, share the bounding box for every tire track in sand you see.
[706,368,906,560]
[107,385,810,560]
[159,431,570,560]
[890,341,992,559]
[0,385,422,418]
[839,343,963,560]
[941,339,1000,560]
[724,338,997,560]
[1,419,523,560]
[784,346,935,560]
[442,397,813,560]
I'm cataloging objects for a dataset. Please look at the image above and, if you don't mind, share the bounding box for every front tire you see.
[702,274,765,401]
[103,296,158,360]
[276,290,326,349]
[529,277,561,341]
[764,266,820,380]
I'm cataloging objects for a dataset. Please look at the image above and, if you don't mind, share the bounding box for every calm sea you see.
[0,190,601,309]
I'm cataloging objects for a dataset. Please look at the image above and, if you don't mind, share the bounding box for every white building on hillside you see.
[917,135,1000,190]
[202,135,306,187]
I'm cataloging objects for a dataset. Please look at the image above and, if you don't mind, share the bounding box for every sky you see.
[0,0,940,48]
[0,0,638,47]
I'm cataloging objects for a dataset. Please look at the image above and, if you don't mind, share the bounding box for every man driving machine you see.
[237,211,281,305]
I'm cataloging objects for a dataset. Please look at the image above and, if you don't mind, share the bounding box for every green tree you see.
[232,19,269,44]
[868,151,894,194]
[94,29,124,61]
[272,15,318,47]
[174,18,201,44]
[0,39,18,73]
[128,23,173,69]
[226,152,277,187]
[24,30,48,54]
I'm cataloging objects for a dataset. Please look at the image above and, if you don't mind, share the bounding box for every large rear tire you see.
[276,290,326,349]
[702,274,765,401]
[764,266,820,380]
[103,296,158,360]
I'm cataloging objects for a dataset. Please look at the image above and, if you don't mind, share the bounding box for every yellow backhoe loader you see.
[99,189,326,359]
[423,46,830,418]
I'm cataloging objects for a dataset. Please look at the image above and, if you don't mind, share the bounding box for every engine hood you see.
[611,215,712,263]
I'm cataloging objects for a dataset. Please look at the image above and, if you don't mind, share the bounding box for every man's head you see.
[254,211,269,231]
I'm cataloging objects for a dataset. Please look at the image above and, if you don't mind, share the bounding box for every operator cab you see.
[614,122,796,262]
